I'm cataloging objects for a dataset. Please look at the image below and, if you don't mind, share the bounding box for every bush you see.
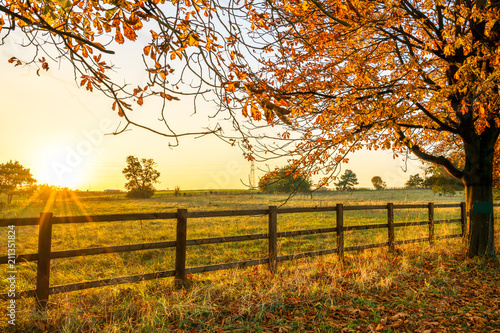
[126,188,155,199]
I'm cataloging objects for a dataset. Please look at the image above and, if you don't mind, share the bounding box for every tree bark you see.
[462,136,496,258]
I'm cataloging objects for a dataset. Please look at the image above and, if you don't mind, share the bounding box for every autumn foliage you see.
[216,0,500,257]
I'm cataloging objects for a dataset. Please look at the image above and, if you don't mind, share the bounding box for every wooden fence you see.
[0,202,484,308]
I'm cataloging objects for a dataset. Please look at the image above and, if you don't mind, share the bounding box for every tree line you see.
[0,157,163,202]
[258,164,465,196]
[0,157,473,205]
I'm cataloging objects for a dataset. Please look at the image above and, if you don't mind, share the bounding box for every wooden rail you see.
[1,201,495,308]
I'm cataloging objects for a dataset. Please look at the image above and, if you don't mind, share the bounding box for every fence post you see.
[460,202,467,239]
[387,203,395,253]
[36,212,53,309]
[268,206,278,274]
[336,204,344,263]
[175,209,188,289]
[428,203,435,245]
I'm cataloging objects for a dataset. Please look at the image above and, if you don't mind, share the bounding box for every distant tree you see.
[371,176,386,190]
[335,170,358,191]
[431,177,464,196]
[258,166,311,194]
[0,161,36,203]
[174,186,181,197]
[122,156,160,199]
[35,184,56,201]
[423,165,464,196]
[35,185,72,202]
[405,174,425,188]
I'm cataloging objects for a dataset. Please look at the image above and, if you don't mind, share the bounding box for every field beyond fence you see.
[2,200,490,309]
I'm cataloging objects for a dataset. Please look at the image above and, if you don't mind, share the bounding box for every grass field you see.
[1,189,499,332]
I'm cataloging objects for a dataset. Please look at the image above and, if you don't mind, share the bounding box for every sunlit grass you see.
[0,190,470,291]
[3,241,499,332]
[1,189,499,332]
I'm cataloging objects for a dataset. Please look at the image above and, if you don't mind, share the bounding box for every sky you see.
[0,30,424,191]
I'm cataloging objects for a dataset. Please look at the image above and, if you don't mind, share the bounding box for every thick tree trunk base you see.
[465,185,496,258]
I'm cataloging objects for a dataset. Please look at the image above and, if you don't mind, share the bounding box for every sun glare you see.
[36,145,85,189]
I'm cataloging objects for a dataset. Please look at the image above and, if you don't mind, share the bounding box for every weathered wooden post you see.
[460,202,467,239]
[36,212,53,309]
[428,203,435,245]
[175,209,188,289]
[268,206,278,274]
[387,203,395,253]
[336,204,344,263]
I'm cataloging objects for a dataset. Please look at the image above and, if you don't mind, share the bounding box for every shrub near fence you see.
[0,202,489,309]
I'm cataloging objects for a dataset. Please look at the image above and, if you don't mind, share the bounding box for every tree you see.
[2,2,499,257]
[122,156,160,199]
[431,177,463,196]
[424,165,464,196]
[405,174,425,188]
[335,170,358,191]
[258,166,311,193]
[0,160,36,203]
[207,1,500,258]
[371,176,386,190]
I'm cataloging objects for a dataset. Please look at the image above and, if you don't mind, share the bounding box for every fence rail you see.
[1,201,495,308]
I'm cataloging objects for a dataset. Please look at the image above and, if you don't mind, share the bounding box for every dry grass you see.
[3,241,500,332]
[1,189,499,332]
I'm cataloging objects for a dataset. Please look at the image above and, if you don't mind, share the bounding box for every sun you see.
[35,145,85,189]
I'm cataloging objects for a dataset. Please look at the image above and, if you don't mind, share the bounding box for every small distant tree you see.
[36,184,56,201]
[335,170,358,191]
[173,186,181,197]
[35,185,72,202]
[405,174,425,188]
[122,156,160,199]
[258,166,312,193]
[371,176,386,190]
[0,161,36,203]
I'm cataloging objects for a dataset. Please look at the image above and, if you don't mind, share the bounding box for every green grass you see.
[1,188,499,332]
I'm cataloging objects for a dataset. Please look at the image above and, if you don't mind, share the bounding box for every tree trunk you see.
[463,138,496,258]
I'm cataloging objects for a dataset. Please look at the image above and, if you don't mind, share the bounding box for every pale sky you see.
[0,31,423,191]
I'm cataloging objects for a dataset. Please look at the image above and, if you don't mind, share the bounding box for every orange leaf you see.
[250,102,261,121]
[160,92,179,101]
[188,34,199,46]
[242,100,249,117]
[226,83,236,93]
[124,25,137,41]
[115,30,124,44]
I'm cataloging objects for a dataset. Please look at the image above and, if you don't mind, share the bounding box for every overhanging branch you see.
[395,127,463,180]
[0,5,115,54]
